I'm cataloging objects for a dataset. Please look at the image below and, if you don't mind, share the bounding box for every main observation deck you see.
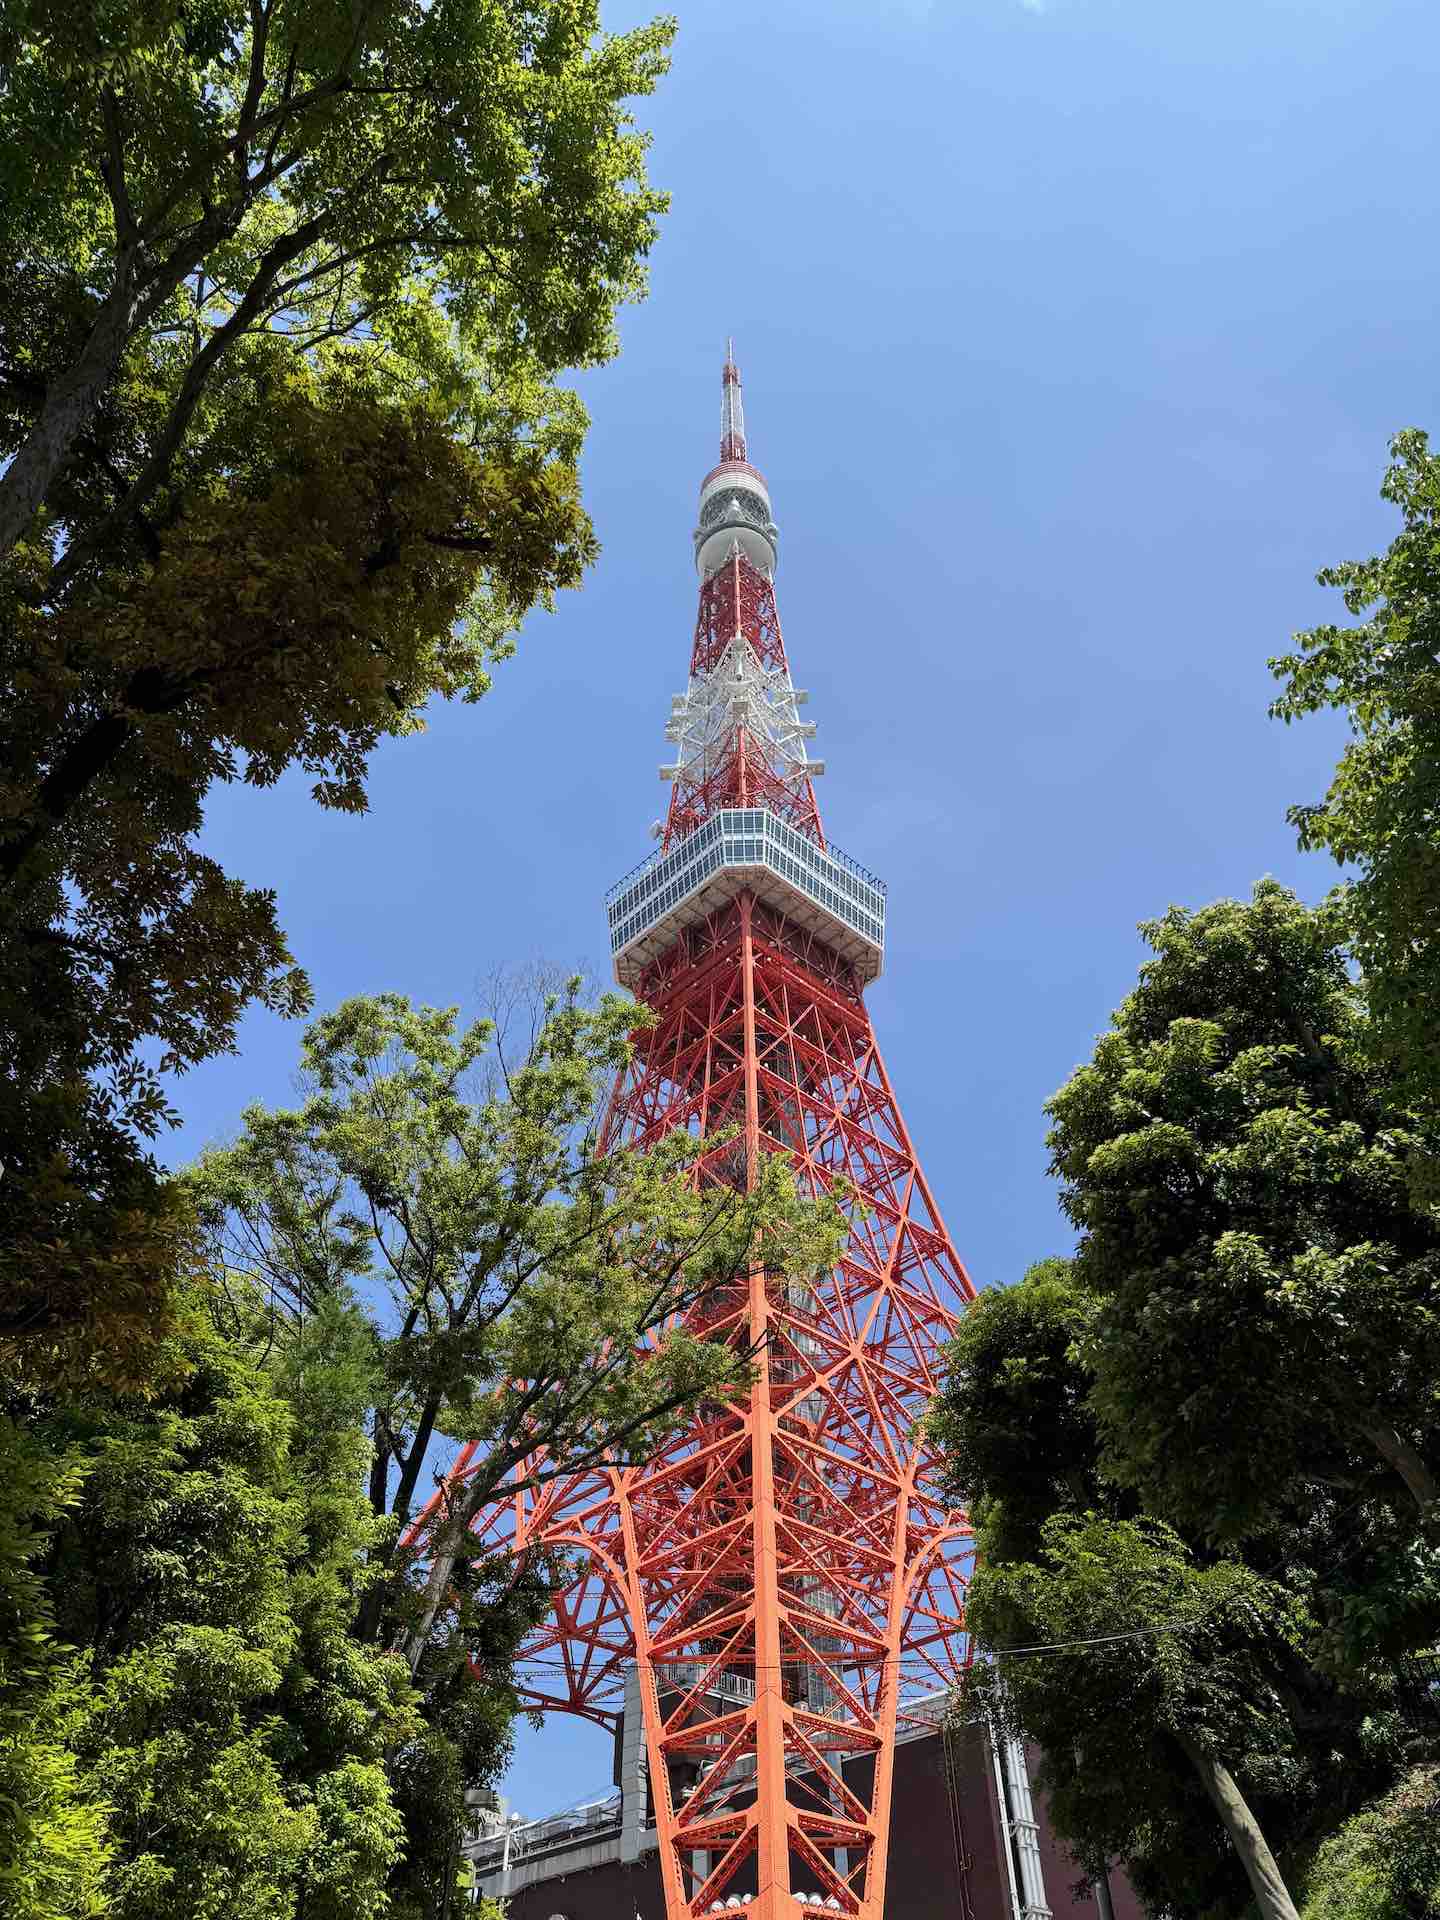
[607,808,886,991]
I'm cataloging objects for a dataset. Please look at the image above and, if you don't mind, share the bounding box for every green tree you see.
[0,0,669,564]
[0,1417,111,1919]
[1047,881,1440,1543]
[0,0,671,1376]
[928,1264,1397,1920]
[963,1513,1312,1920]
[1272,429,1440,1122]
[0,357,592,1389]
[931,1150,1439,1913]
[34,1283,416,1920]
[186,981,844,1904]
[1300,1765,1440,1919]
[925,1256,1103,1565]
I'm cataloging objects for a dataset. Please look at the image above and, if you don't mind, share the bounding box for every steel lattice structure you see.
[416,351,976,1920]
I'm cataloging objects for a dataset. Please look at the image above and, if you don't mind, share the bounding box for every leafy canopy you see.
[929,882,1440,1916]
[1272,428,1440,1119]
[0,0,674,1378]
[1046,880,1440,1544]
[24,1282,416,1920]
[0,1416,111,1919]
[187,985,843,1562]
[925,1256,1103,1565]
[934,1262,1428,1920]
[185,977,844,1881]
[1299,1765,1440,1920]
[0,0,672,567]
[962,1510,1314,1919]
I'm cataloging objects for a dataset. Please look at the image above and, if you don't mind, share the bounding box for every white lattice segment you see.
[661,598,821,795]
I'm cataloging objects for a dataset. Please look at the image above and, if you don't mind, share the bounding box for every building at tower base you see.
[465,1690,1144,1920]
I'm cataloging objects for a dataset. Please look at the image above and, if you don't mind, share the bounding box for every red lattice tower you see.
[418,348,976,1920]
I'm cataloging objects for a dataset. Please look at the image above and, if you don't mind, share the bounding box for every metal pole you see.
[1094,1866,1116,1920]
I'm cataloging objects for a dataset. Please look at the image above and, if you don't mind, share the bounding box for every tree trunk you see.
[1356,1417,1439,1518]
[1173,1731,1299,1920]
[400,1502,474,1677]
[0,266,140,561]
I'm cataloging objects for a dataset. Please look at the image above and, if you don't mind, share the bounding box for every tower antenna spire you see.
[720,337,747,462]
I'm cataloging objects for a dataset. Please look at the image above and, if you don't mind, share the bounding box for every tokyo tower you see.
[426,348,976,1920]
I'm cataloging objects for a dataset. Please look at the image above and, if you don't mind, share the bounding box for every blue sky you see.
[170,0,1439,1814]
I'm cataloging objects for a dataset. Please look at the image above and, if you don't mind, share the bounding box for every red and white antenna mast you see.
[416,348,976,1920]
[662,346,823,848]
[721,336,748,461]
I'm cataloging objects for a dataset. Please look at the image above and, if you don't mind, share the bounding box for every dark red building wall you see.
[1029,1761,1146,1920]
[503,1853,666,1920]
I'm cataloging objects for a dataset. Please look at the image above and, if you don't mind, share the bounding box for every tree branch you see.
[98,86,140,247]
[51,198,343,594]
